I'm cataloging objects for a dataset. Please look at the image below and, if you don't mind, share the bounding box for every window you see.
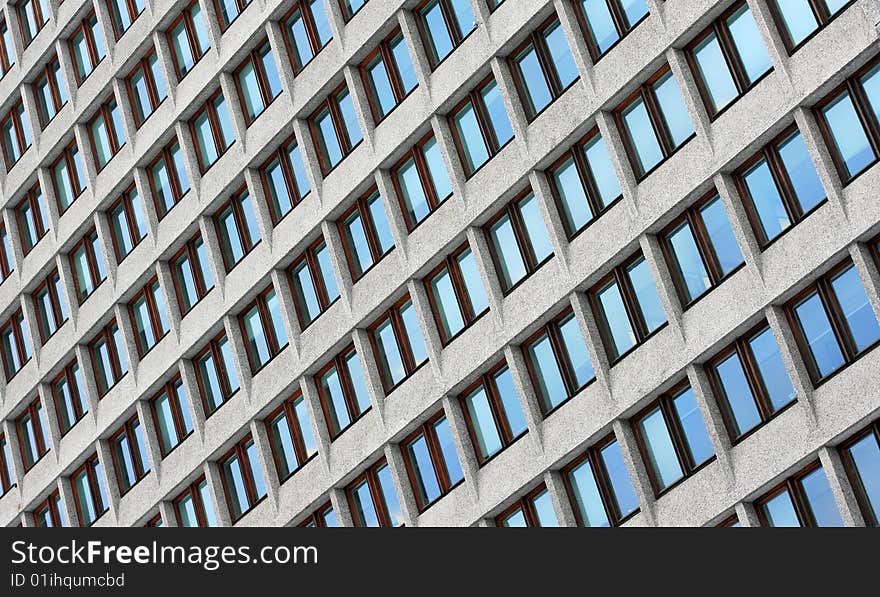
[0,225,13,283]
[0,20,15,78]
[660,192,744,306]
[841,420,880,526]
[69,12,106,84]
[402,412,463,511]
[18,0,50,47]
[214,0,252,30]
[1,102,31,169]
[110,415,150,493]
[34,491,67,527]
[174,476,217,527]
[34,56,68,127]
[485,189,553,293]
[298,502,336,527]
[590,252,667,362]
[339,0,367,21]
[260,136,310,224]
[69,228,106,303]
[148,139,190,218]
[309,84,363,174]
[88,95,125,171]
[392,132,452,230]
[239,284,288,372]
[266,391,317,481]
[0,434,14,495]
[563,435,639,526]
[1,310,31,380]
[145,513,163,527]
[17,184,49,253]
[425,243,489,345]
[288,237,339,329]
[317,345,371,438]
[235,41,282,124]
[768,0,854,53]
[814,59,880,182]
[788,260,880,384]
[346,458,402,527]
[756,462,843,527]
[573,0,649,61]
[615,65,694,179]
[17,397,49,470]
[126,49,166,127]
[168,0,211,80]
[339,189,394,280]
[497,484,558,527]
[510,17,579,120]
[450,76,514,177]
[108,186,147,262]
[707,322,796,441]
[107,0,145,39]
[368,295,427,393]
[51,360,88,436]
[460,362,527,464]
[360,28,417,123]
[219,434,267,521]
[52,142,87,213]
[129,277,169,356]
[71,453,108,526]
[687,2,772,118]
[548,129,622,239]
[90,320,128,396]
[736,125,826,247]
[632,383,714,494]
[195,332,240,416]
[33,268,68,342]
[523,308,595,414]
[416,0,475,68]
[151,376,193,456]
[190,90,235,172]
[171,233,214,315]
[215,188,261,271]
[282,0,332,74]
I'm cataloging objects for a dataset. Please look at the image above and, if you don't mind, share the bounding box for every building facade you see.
[0,0,878,528]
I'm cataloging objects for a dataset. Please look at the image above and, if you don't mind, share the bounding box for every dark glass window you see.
[416,0,475,68]
[497,484,558,527]
[309,84,363,174]
[34,56,68,127]
[1,102,31,169]
[195,332,240,416]
[317,344,371,438]
[563,434,639,526]
[34,491,67,527]
[756,462,843,527]
[171,233,214,315]
[392,132,452,230]
[90,320,128,395]
[282,0,332,74]
[17,397,49,470]
[149,139,190,218]
[0,224,13,283]
[288,237,339,329]
[460,361,527,464]
[259,136,310,224]
[214,0,252,30]
[768,0,855,53]
[51,359,87,436]
[168,0,211,80]
[239,283,288,372]
[71,453,108,526]
[215,187,261,271]
[450,76,514,177]
[219,434,267,521]
[150,376,193,456]
[110,414,151,494]
[108,185,147,262]
[69,11,106,84]
[485,189,553,293]
[17,184,49,253]
[174,476,217,527]
[18,0,50,47]
[298,502,336,527]
[369,295,427,393]
[339,188,394,280]
[33,268,68,342]
[88,95,126,171]
[266,391,317,481]
[126,48,166,127]
[0,433,14,495]
[360,27,418,122]
[1,309,31,380]
[425,243,489,345]
[107,0,145,39]
[235,41,282,124]
[402,411,463,510]
[841,420,880,527]
[69,228,106,303]
[574,0,648,61]
[0,20,15,78]
[52,142,86,213]
[128,277,169,356]
[190,90,235,172]
[339,0,367,21]
[346,458,403,527]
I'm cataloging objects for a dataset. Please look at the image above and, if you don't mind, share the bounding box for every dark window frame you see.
[148,139,189,219]
[87,94,125,172]
[0,432,14,495]
[33,490,65,527]
[367,293,427,395]
[173,475,212,527]
[345,457,398,528]
[68,11,105,85]
[281,0,332,75]
[0,19,14,77]
[214,186,260,272]
[238,283,287,374]
[125,48,165,128]
[32,267,67,343]
[68,227,105,304]
[70,452,107,527]
[316,344,371,440]
[212,0,252,31]
[218,433,266,522]
[1,309,31,381]
[572,0,650,64]
[34,56,67,128]
[258,135,309,225]
[424,242,489,346]
[338,187,394,282]
[17,183,48,254]
[17,396,48,471]
[308,82,363,176]
[128,276,168,357]
[359,26,418,124]
[1,101,31,170]
[297,501,334,527]
[109,414,149,495]
[18,0,50,48]
[390,131,452,232]
[840,419,880,527]
[401,410,463,512]
[194,331,239,417]
[495,483,551,527]
[767,0,857,54]
[89,319,127,396]
[189,90,234,173]
[149,375,192,457]
[170,232,213,316]
[107,0,144,40]
[167,0,210,81]
[415,0,476,70]
[51,141,85,214]
[754,461,834,527]
[287,236,338,330]
[233,40,281,125]
[448,75,514,179]
[338,0,367,22]
[265,390,317,483]
[108,184,146,263]
[51,359,86,437]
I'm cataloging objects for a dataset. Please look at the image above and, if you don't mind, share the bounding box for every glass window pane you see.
[532,490,558,527]
[598,280,636,357]
[622,98,663,174]
[822,91,875,178]
[726,6,772,83]
[408,435,441,504]
[457,249,488,315]
[519,193,552,264]
[516,46,552,116]
[338,89,363,147]
[774,0,818,47]
[495,367,526,437]
[554,158,592,232]
[794,292,846,378]
[748,328,796,411]
[693,33,738,112]
[559,315,594,387]
[294,397,316,456]
[639,407,684,489]
[568,458,610,527]
[627,258,666,332]
[465,386,503,458]
[316,243,339,302]
[545,21,578,88]
[309,0,332,46]
[668,221,710,302]
[294,262,320,323]
[391,36,417,94]
[600,440,639,517]
[400,301,427,366]
[654,73,694,147]
[715,352,762,436]
[482,81,513,147]
[422,1,453,63]
[367,56,396,118]
[763,490,801,526]
[376,464,402,526]
[346,351,371,413]
[830,266,880,352]
[454,103,489,172]
[528,334,567,410]
[321,366,350,432]
[238,62,263,120]
[800,467,843,527]
[699,196,743,275]
[672,387,713,466]
[490,215,526,289]
[431,269,464,338]
[581,0,619,54]
[375,319,405,386]
[317,110,342,167]
[584,134,621,208]
[743,159,791,242]
[847,433,880,523]
[424,137,452,201]
[777,132,824,213]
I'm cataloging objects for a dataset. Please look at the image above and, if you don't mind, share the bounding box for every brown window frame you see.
[149,375,192,457]
[448,75,513,178]
[51,142,85,214]
[167,0,210,81]
[839,419,880,527]
[287,236,338,330]
[1,101,31,170]
[68,11,105,85]
[173,475,212,527]
[34,490,65,527]
[18,0,49,48]
[754,461,834,527]
[70,452,107,526]
[32,267,67,343]
[0,432,14,495]
[734,124,828,248]
[259,135,310,225]
[0,20,14,77]
[213,0,251,31]
[214,186,260,272]
[0,224,12,282]
[190,89,234,173]
[34,56,67,128]
[194,331,239,417]
[148,138,189,219]
[265,390,316,483]
[684,1,774,120]
[495,483,552,527]
[359,27,417,124]
[424,242,489,346]
[767,0,857,55]
[89,319,127,396]
[170,232,213,316]
[281,0,332,75]
[297,501,334,527]
[106,0,144,40]
[338,0,367,22]
[391,131,452,231]
[125,48,165,128]
[316,344,371,439]
[218,433,266,522]
[1,309,31,380]
[613,65,695,180]
[68,227,105,304]
[87,95,125,172]
[415,0,475,70]
[308,83,363,175]
[128,276,168,357]
[17,396,48,471]
[401,411,463,512]
[144,513,163,527]
[238,283,287,373]
[109,414,149,494]
[368,294,427,394]
[572,0,650,64]
[346,457,399,528]
[338,187,394,281]
[17,183,48,254]
[108,185,146,263]
[459,361,526,466]
[51,359,87,436]
[786,259,880,385]
[234,41,280,125]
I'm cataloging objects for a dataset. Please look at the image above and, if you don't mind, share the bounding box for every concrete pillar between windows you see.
[174,120,204,199]
[441,394,480,504]
[3,209,25,285]
[265,20,295,104]
[112,77,138,158]
[20,84,42,153]
[93,208,120,283]
[114,302,141,381]
[383,443,418,527]
[249,418,281,512]
[665,47,713,151]
[243,167,274,248]
[735,501,762,527]
[75,343,102,422]
[198,215,227,298]
[328,487,354,527]
[849,243,880,324]
[430,115,468,208]
[5,7,25,75]
[764,304,817,428]
[639,234,685,342]
[74,124,100,199]
[745,0,793,84]
[343,64,376,151]
[374,168,411,261]
[299,375,332,477]
[503,345,546,451]
[685,363,735,487]
[222,313,253,402]
[351,328,387,424]
[20,291,43,366]
[159,500,178,527]
[544,470,577,527]
[1,419,26,493]
[528,170,571,274]
[489,57,529,152]
[36,383,60,456]
[792,107,846,217]
[21,511,35,528]
[406,278,445,381]
[644,0,666,25]
[55,252,81,332]
[131,166,160,243]
[197,0,224,55]
[204,461,232,527]
[93,0,118,60]
[179,359,208,443]
[320,219,354,311]
[611,418,657,527]
[152,29,179,101]
[713,172,764,275]
[269,267,300,358]
[36,168,61,244]
[594,111,639,218]
[135,398,162,485]
[818,446,866,527]
[57,477,80,528]
[55,38,79,109]
[569,292,613,401]
[219,72,249,153]
[156,261,182,343]
[397,10,432,96]
[95,438,121,517]
[291,118,325,204]
[465,226,505,324]
[553,0,594,94]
